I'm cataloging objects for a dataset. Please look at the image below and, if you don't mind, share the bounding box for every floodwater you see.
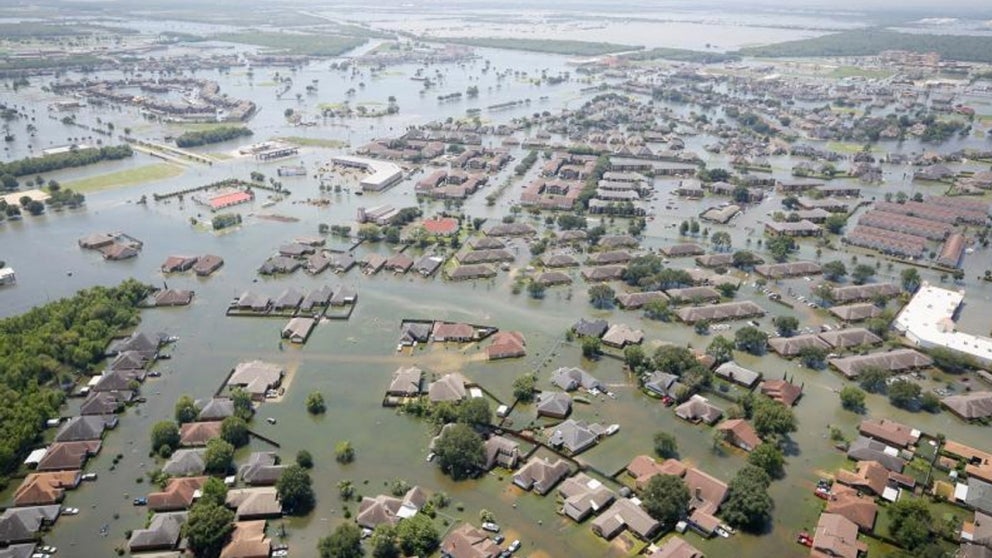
[1,35,992,558]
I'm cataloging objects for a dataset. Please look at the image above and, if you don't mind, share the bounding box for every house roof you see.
[148,476,208,511]
[441,523,502,558]
[226,487,282,519]
[811,513,866,558]
[537,392,572,418]
[768,334,831,357]
[179,421,222,447]
[238,452,286,486]
[80,390,131,415]
[55,415,116,442]
[551,367,602,392]
[819,328,882,349]
[859,418,919,448]
[162,449,207,477]
[14,471,80,506]
[228,361,283,395]
[559,473,616,522]
[572,318,609,338]
[388,366,423,395]
[714,362,762,388]
[428,373,470,402]
[675,395,723,425]
[36,440,101,471]
[829,349,933,379]
[943,392,992,420]
[649,535,705,558]
[220,520,271,558]
[716,419,762,450]
[590,497,660,540]
[128,512,187,552]
[759,379,804,407]
[846,436,906,472]
[825,485,878,532]
[602,323,644,348]
[197,398,235,421]
[684,468,728,515]
[514,457,571,494]
[548,420,601,454]
[487,331,526,360]
[836,460,891,496]
[0,506,60,545]
[626,455,686,490]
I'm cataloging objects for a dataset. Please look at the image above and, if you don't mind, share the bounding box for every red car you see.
[797,532,813,547]
[814,487,831,500]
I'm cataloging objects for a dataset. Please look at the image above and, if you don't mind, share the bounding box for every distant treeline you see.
[0,145,133,178]
[0,279,150,481]
[737,29,992,64]
[440,37,641,56]
[622,48,740,64]
[176,126,253,148]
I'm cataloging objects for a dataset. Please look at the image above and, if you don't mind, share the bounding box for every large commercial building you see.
[894,282,992,367]
[332,156,403,192]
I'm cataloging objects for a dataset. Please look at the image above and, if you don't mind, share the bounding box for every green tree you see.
[653,432,678,459]
[199,477,229,507]
[732,250,762,269]
[694,320,711,335]
[920,391,941,413]
[711,231,732,251]
[306,391,327,414]
[396,513,440,556]
[851,263,875,285]
[839,385,866,412]
[716,282,738,298]
[798,345,829,369]
[772,316,799,337]
[641,474,690,525]
[277,464,316,515]
[457,398,492,426]
[512,374,537,403]
[888,379,921,409]
[527,280,546,299]
[183,501,235,558]
[434,423,485,480]
[624,345,649,373]
[748,443,785,478]
[824,214,848,234]
[643,298,672,321]
[822,260,848,281]
[204,438,234,474]
[705,335,735,365]
[335,440,355,464]
[151,421,180,455]
[929,347,976,374]
[721,465,774,532]
[888,497,933,551]
[581,337,601,358]
[735,326,768,355]
[370,524,400,558]
[752,396,797,438]
[174,395,200,424]
[765,236,794,262]
[318,522,363,558]
[901,268,921,293]
[859,366,889,393]
[231,388,254,421]
[220,416,249,448]
[588,284,615,309]
[296,450,314,469]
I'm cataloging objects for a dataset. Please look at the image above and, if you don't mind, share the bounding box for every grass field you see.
[274,136,348,149]
[213,32,368,56]
[62,163,184,193]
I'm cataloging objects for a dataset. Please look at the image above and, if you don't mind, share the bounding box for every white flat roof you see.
[331,155,402,187]
[895,282,992,364]
[25,448,48,465]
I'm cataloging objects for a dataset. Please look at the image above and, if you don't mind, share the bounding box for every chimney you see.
[695,487,702,500]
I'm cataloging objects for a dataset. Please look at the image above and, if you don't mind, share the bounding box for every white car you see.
[481,522,500,533]
[61,507,79,516]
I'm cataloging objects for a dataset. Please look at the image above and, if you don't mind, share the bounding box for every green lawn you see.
[61,163,185,193]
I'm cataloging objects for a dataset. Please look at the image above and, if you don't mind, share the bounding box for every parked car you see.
[133,497,147,506]
[481,522,500,533]
[508,540,521,553]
